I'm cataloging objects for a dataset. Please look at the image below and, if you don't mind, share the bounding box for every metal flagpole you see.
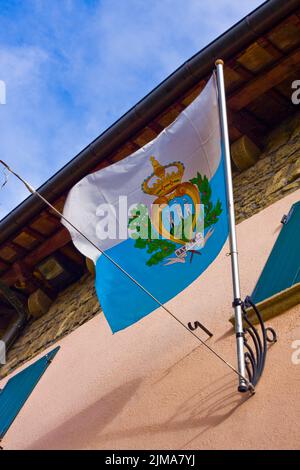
[215,59,248,393]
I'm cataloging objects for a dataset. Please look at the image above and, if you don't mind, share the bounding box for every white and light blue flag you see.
[62,75,229,332]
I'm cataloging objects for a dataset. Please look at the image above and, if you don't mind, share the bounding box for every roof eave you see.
[0,0,298,244]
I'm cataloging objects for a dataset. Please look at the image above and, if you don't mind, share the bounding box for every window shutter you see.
[252,201,300,304]
[0,346,60,439]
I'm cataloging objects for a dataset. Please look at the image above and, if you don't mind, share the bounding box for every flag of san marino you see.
[62,75,229,333]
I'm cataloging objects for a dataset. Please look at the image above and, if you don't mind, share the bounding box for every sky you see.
[0,0,264,220]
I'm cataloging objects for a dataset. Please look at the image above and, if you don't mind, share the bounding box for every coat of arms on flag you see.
[128,156,223,266]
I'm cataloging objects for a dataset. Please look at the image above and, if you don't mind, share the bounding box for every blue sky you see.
[0,0,264,219]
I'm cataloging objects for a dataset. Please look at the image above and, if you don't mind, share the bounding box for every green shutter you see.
[252,201,300,304]
[0,347,60,439]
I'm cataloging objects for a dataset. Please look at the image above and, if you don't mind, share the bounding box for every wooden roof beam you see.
[22,227,45,242]
[1,227,70,287]
[229,48,300,111]
[257,36,282,60]
[13,261,42,293]
[6,241,28,257]
[0,259,11,271]
[268,12,300,38]
[147,122,164,135]
[230,60,291,106]
[25,227,70,267]
[228,109,266,149]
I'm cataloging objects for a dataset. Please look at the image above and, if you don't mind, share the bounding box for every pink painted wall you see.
[1,189,300,450]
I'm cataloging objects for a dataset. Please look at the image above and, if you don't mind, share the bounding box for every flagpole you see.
[215,59,248,393]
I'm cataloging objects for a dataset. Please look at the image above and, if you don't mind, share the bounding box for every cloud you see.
[0,0,264,219]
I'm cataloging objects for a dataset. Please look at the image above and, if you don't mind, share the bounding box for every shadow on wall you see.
[95,376,248,449]
[27,378,143,450]
[178,378,249,448]
[27,373,248,450]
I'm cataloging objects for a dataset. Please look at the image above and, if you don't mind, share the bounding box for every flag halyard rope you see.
[0,159,253,391]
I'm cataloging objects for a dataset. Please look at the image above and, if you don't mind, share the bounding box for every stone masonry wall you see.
[1,111,300,379]
[0,274,100,378]
[234,111,300,223]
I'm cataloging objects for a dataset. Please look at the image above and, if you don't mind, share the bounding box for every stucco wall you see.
[1,111,300,380]
[1,188,300,450]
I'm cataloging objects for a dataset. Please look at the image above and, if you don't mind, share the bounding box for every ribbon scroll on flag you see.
[62,75,229,333]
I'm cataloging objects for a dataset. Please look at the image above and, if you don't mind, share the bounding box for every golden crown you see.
[142,156,185,197]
